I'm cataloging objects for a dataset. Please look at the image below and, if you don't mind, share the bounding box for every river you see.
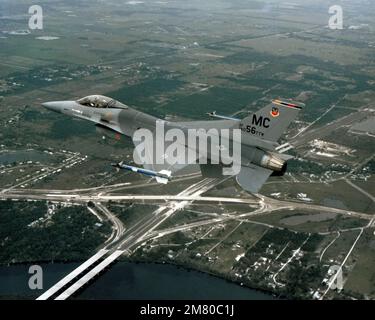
[0,262,274,300]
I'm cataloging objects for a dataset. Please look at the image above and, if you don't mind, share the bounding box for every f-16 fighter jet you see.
[42,95,303,193]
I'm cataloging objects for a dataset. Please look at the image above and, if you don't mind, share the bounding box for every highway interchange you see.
[0,106,374,299]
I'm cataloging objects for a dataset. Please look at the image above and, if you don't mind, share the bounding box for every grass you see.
[344,229,375,298]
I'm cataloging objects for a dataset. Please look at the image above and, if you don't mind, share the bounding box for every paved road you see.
[37,177,226,299]
[0,191,259,204]
[290,109,372,148]
[94,202,125,245]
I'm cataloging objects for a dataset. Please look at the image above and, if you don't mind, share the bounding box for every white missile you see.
[111,162,172,184]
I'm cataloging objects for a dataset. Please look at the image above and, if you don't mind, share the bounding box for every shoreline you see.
[125,258,283,300]
[0,258,282,300]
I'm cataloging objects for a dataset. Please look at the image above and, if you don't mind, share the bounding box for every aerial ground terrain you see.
[0,0,374,299]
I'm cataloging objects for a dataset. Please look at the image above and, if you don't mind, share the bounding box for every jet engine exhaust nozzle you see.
[260,153,286,172]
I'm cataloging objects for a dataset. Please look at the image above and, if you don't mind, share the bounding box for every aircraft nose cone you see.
[42,101,63,113]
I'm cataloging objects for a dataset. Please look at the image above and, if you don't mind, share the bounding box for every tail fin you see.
[239,99,303,142]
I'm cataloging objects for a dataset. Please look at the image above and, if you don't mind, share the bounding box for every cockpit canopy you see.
[76,95,128,109]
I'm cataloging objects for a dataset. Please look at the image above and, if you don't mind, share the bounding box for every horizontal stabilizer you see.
[236,165,272,193]
[274,153,294,161]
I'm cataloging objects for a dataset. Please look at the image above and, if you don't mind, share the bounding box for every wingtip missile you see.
[111,162,172,184]
[207,111,240,121]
